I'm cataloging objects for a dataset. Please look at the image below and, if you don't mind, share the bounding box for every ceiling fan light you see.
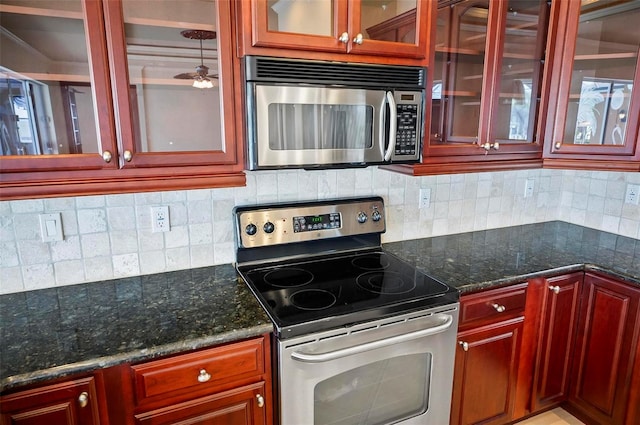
[192,77,214,89]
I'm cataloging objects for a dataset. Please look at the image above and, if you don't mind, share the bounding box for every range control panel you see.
[234,197,385,249]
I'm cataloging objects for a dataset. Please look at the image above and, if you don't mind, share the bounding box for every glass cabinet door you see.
[432,1,489,145]
[104,0,239,168]
[552,0,640,155]
[0,0,116,169]
[490,0,548,145]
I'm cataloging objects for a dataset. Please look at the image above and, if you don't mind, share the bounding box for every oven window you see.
[268,103,373,150]
[314,353,431,425]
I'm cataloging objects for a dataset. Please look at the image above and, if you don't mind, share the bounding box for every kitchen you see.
[1,0,640,425]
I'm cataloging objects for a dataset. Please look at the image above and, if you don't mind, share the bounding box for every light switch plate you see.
[39,213,64,242]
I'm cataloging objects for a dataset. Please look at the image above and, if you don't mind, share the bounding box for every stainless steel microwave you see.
[244,56,427,170]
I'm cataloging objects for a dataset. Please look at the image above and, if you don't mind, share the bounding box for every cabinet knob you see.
[123,150,132,162]
[102,150,113,163]
[459,341,469,352]
[197,369,211,383]
[353,33,364,45]
[78,391,89,408]
[338,32,349,44]
[491,303,506,313]
[549,285,560,294]
[554,142,562,149]
[256,394,265,408]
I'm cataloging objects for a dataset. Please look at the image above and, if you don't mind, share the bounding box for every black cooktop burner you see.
[290,289,337,310]
[356,271,416,294]
[264,268,314,288]
[237,249,458,339]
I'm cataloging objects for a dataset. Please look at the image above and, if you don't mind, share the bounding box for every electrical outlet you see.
[524,178,534,198]
[625,184,640,205]
[151,206,170,233]
[419,188,431,209]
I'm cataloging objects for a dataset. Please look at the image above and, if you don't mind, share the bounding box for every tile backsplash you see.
[1,168,638,294]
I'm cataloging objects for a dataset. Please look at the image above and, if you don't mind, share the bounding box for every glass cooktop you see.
[237,250,458,339]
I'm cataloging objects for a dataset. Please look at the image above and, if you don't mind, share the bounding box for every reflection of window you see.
[509,79,532,140]
[432,81,442,100]
[574,77,632,145]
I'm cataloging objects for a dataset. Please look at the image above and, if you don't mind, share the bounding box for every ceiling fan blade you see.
[206,74,218,79]
[173,72,199,79]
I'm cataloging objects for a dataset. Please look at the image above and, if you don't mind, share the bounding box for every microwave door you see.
[252,85,387,169]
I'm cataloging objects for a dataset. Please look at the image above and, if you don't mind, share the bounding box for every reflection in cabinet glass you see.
[122,0,223,153]
[266,0,334,37]
[561,1,639,148]
[0,0,100,157]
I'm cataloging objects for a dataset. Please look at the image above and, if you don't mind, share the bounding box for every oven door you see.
[247,84,395,169]
[277,306,459,425]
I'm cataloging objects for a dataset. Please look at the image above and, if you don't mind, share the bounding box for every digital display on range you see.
[293,213,341,233]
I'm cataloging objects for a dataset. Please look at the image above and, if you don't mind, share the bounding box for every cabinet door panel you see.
[103,0,241,168]
[0,377,101,425]
[545,0,640,164]
[0,0,117,172]
[569,273,640,425]
[532,273,581,411]
[134,382,266,425]
[451,317,524,425]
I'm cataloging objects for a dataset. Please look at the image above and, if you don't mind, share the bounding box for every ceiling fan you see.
[173,29,217,89]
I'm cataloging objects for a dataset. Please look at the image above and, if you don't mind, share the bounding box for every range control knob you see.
[245,223,257,236]
[263,221,275,234]
[357,212,368,224]
[371,210,382,222]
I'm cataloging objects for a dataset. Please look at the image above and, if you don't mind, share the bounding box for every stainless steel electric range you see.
[234,196,460,425]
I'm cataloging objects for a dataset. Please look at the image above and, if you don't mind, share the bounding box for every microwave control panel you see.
[394,91,423,160]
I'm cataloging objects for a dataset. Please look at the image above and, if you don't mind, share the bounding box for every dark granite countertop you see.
[2,221,638,393]
[384,221,640,294]
[0,264,273,392]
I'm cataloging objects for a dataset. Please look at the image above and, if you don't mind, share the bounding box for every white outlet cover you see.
[625,184,640,205]
[419,188,431,209]
[39,213,64,242]
[151,206,170,233]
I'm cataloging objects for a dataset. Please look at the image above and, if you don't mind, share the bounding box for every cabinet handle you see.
[338,32,349,44]
[197,369,211,383]
[491,303,506,312]
[353,33,364,45]
[549,285,560,294]
[256,394,265,408]
[481,142,499,151]
[123,150,132,162]
[78,391,89,408]
[102,150,112,163]
[459,341,469,351]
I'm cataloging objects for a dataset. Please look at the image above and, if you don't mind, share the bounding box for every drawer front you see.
[460,283,527,328]
[132,337,265,405]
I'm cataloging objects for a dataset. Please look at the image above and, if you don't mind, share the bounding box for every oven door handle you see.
[290,314,454,363]
[383,91,397,161]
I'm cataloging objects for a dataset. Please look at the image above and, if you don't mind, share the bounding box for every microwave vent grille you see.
[246,57,426,89]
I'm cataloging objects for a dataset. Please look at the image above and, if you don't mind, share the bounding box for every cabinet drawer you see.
[131,337,265,406]
[460,283,527,328]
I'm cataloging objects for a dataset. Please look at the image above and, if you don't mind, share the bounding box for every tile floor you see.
[516,408,586,425]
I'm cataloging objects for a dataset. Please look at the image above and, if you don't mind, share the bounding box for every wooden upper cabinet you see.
[0,0,245,200]
[236,0,431,63]
[543,0,640,171]
[0,0,117,172]
[428,0,550,158]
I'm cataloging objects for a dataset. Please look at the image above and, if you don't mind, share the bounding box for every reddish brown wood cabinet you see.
[236,0,431,64]
[129,336,272,425]
[531,272,582,411]
[0,0,245,200]
[566,272,640,425]
[450,283,527,425]
[0,375,107,425]
[543,0,640,171]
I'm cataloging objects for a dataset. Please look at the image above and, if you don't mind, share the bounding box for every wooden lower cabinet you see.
[566,272,640,425]
[134,382,267,425]
[450,283,528,425]
[0,375,106,425]
[531,272,582,411]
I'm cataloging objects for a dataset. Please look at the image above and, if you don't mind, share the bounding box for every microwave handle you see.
[383,91,397,161]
